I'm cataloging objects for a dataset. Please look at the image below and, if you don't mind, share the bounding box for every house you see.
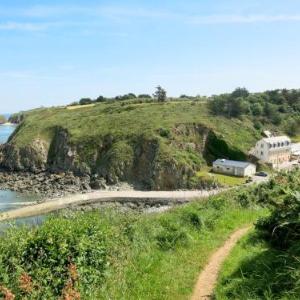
[253,136,291,166]
[291,143,300,159]
[213,159,256,177]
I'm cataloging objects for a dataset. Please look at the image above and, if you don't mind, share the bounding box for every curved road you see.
[0,189,223,222]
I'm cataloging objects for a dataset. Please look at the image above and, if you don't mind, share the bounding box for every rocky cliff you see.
[0,101,258,190]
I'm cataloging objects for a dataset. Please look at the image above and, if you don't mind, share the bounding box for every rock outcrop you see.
[0,122,246,191]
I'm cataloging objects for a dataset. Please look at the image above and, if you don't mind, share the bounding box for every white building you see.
[213,159,256,177]
[291,143,300,159]
[253,136,291,166]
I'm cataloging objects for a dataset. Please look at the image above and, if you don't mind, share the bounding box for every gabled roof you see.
[213,159,254,168]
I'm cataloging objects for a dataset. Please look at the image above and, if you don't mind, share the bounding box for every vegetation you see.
[209,87,300,136]
[0,188,265,299]
[153,85,167,102]
[0,115,7,124]
[197,168,247,187]
[215,169,300,299]
[5,97,261,189]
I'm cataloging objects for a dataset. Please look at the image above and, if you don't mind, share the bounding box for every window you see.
[261,151,264,156]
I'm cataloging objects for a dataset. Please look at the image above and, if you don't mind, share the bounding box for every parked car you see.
[255,171,268,177]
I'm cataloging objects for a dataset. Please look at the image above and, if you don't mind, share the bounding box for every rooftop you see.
[213,159,254,168]
[262,135,291,143]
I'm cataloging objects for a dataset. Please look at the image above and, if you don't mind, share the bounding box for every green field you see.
[197,168,247,186]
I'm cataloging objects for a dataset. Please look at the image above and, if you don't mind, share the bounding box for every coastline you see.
[0,122,16,126]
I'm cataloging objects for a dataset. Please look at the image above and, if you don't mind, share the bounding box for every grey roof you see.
[213,159,254,168]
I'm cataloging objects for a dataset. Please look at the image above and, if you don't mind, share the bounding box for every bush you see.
[256,191,300,249]
[0,213,109,298]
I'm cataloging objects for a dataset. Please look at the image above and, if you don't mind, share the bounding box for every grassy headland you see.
[0,99,262,190]
[3,88,298,190]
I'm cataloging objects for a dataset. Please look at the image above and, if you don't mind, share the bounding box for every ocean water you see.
[0,123,15,143]
[0,124,42,226]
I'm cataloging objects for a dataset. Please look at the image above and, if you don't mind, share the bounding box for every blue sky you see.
[1,0,300,112]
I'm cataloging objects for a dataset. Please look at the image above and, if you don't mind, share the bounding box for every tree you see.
[96,96,106,102]
[231,87,249,99]
[79,98,93,105]
[251,102,263,116]
[138,94,152,99]
[153,86,167,102]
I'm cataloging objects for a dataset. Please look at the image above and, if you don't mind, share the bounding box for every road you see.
[0,189,223,222]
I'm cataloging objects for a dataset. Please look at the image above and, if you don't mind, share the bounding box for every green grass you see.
[11,101,260,150]
[197,168,246,187]
[0,189,265,299]
[215,170,300,300]
[5,100,263,189]
[214,232,300,300]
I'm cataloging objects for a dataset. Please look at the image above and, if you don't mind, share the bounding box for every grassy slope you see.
[215,232,300,300]
[11,100,259,153]
[0,190,265,299]
[215,171,300,300]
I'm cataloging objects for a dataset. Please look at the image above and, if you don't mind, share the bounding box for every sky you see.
[1,0,300,112]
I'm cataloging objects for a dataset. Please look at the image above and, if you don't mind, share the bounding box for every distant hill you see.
[0,114,7,124]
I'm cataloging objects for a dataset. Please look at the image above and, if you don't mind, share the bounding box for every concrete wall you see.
[212,164,256,177]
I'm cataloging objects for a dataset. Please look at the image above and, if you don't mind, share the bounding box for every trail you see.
[191,226,251,300]
[0,189,223,222]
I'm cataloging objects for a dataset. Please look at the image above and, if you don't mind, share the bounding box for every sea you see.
[0,123,42,227]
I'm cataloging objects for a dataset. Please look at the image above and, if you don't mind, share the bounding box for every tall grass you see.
[215,169,300,299]
[0,189,264,299]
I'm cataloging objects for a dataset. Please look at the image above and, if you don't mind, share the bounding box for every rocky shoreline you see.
[0,170,133,198]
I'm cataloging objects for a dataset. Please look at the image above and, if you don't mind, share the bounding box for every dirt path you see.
[191,226,251,300]
[0,189,223,222]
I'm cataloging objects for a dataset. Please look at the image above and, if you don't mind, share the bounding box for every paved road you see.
[0,189,223,222]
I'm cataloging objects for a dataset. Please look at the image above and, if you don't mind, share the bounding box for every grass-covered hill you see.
[5,86,300,190]
[0,98,264,190]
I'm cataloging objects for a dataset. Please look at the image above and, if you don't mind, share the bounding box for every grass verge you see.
[214,231,300,300]
[197,169,246,187]
[0,190,265,299]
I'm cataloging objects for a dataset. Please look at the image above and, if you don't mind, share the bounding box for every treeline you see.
[69,86,205,107]
[70,86,171,106]
[209,87,300,136]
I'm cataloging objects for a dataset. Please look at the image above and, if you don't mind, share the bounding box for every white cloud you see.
[1,4,300,32]
[189,14,300,24]
[0,22,49,31]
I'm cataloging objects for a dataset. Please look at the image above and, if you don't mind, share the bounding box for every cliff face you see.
[0,100,259,190]
[0,122,247,190]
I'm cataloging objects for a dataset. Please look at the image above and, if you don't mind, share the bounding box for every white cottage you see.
[253,136,291,165]
[213,159,256,177]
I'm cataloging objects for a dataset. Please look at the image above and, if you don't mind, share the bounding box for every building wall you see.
[213,164,256,177]
[254,140,291,165]
[244,165,256,176]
